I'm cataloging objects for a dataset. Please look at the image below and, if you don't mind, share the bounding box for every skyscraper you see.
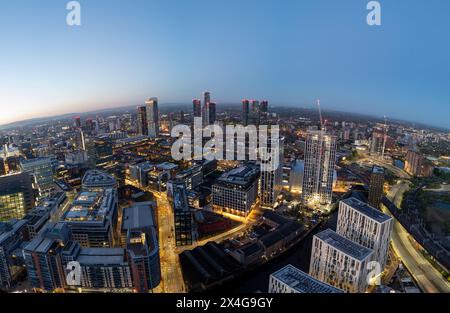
[208,101,216,124]
[370,130,384,156]
[137,105,148,136]
[302,129,337,207]
[242,99,249,126]
[368,166,385,209]
[193,99,201,118]
[337,197,393,269]
[260,100,269,114]
[145,98,160,138]
[260,136,284,209]
[74,116,81,128]
[202,92,210,126]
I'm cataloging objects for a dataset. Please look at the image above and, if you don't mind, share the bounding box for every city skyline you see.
[1,0,450,128]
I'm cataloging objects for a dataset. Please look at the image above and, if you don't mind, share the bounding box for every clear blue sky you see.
[0,0,449,128]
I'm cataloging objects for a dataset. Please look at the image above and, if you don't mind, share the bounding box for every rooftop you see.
[372,165,385,175]
[77,247,127,265]
[121,202,155,231]
[341,197,391,223]
[272,264,344,293]
[62,188,115,223]
[216,165,259,188]
[82,170,116,188]
[315,229,373,261]
[0,219,27,245]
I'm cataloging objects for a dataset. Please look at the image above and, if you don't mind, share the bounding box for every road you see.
[383,182,450,293]
[153,191,185,293]
[175,206,262,253]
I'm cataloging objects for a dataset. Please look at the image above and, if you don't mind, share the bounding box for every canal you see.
[212,209,339,293]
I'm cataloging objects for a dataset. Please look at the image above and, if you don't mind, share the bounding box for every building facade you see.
[0,173,35,221]
[368,166,385,209]
[337,197,393,269]
[145,97,160,138]
[260,136,284,209]
[212,165,259,217]
[309,229,373,293]
[302,130,337,207]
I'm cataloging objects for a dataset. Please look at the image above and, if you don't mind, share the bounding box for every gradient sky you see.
[0,0,449,128]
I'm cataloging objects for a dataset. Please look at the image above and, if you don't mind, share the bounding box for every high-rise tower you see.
[145,98,160,138]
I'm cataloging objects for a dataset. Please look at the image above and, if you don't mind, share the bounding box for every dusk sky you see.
[0,0,449,128]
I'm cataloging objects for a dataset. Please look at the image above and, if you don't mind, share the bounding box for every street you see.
[153,191,186,293]
[383,181,450,293]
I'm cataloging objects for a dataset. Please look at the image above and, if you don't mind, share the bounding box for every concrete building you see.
[23,222,72,292]
[0,219,28,288]
[122,203,161,291]
[405,150,434,177]
[212,165,259,217]
[61,188,118,248]
[260,136,284,209]
[61,243,133,290]
[302,130,337,207]
[137,105,148,136]
[175,164,203,190]
[309,229,374,293]
[337,197,393,269]
[269,264,344,293]
[168,181,198,247]
[368,166,385,209]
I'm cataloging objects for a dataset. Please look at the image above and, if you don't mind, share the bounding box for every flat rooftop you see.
[77,248,127,265]
[62,189,115,222]
[121,202,155,231]
[217,166,259,187]
[0,219,27,245]
[82,170,116,188]
[372,165,385,175]
[341,197,391,223]
[315,229,373,261]
[272,265,344,293]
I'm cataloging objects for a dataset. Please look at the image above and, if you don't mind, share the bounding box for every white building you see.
[337,197,393,269]
[302,129,337,207]
[309,229,373,293]
[269,264,344,293]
